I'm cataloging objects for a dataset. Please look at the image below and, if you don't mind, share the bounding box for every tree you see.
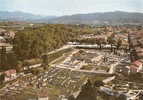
[41,54,48,69]
[117,38,122,50]
[76,79,97,100]
[117,94,126,100]
[0,74,4,84]
[16,61,23,72]
[68,95,75,100]
[0,46,6,69]
[107,34,115,52]
[96,38,102,49]
[13,25,77,60]
[94,80,104,88]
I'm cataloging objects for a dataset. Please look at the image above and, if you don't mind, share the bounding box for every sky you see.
[0,0,143,16]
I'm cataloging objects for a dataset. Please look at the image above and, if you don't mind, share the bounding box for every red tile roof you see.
[4,69,16,76]
[135,48,143,53]
[132,60,142,67]
[130,65,138,69]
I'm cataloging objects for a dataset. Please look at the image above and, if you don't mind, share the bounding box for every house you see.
[127,65,138,74]
[7,31,15,39]
[0,29,16,40]
[128,60,143,74]
[4,69,17,82]
[136,48,143,59]
[133,60,143,72]
[0,36,6,43]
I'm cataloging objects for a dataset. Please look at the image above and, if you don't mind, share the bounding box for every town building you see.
[4,69,17,82]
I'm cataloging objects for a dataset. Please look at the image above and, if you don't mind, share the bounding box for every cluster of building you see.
[127,31,143,74]
[0,28,15,43]
[0,69,17,82]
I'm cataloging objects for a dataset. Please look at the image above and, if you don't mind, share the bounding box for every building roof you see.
[132,60,142,68]
[133,60,142,66]
[130,65,138,69]
[4,69,16,76]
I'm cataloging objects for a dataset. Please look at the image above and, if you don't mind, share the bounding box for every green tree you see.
[107,34,115,52]
[117,38,122,50]
[13,25,77,60]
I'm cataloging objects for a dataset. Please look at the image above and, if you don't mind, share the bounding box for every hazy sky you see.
[0,0,143,16]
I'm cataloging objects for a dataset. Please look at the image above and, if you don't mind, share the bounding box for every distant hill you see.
[48,11,143,25]
[0,11,56,22]
[1,11,143,25]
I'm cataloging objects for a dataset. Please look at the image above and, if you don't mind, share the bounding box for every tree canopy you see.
[13,24,78,60]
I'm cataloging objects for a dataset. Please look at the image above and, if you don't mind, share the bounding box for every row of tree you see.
[13,24,79,60]
[74,34,123,50]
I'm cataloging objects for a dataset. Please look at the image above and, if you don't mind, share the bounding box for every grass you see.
[47,48,73,64]
[50,50,73,65]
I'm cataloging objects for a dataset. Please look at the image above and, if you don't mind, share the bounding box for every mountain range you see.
[0,11,143,25]
[0,11,56,22]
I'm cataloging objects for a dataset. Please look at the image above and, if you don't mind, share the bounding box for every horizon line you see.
[0,10,143,17]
